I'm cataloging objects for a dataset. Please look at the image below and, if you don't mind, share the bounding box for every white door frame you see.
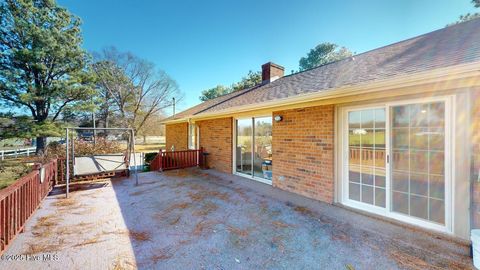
[232,116,273,185]
[339,95,454,234]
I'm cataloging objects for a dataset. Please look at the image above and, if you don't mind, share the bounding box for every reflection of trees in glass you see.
[255,119,272,158]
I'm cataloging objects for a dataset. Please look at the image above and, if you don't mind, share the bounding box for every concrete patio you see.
[0,168,473,269]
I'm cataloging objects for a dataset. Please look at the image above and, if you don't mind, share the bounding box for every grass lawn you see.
[0,159,32,189]
[133,143,165,153]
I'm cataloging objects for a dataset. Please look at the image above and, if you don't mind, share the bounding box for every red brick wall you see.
[165,123,188,151]
[472,90,480,228]
[272,105,335,203]
[197,117,233,173]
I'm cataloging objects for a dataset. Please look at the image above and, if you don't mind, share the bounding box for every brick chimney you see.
[261,62,284,83]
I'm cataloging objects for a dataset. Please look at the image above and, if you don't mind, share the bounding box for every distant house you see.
[162,19,480,240]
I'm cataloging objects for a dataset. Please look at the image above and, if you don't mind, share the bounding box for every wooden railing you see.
[151,148,203,171]
[0,159,57,254]
[349,148,386,161]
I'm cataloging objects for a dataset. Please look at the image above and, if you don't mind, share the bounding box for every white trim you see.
[333,106,339,203]
[339,95,455,234]
[234,172,273,185]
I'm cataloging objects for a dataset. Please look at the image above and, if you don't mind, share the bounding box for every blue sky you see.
[58,0,476,114]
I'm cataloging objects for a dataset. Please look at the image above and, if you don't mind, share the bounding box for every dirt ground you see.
[0,169,473,270]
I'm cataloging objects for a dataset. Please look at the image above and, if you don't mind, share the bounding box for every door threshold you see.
[234,172,272,185]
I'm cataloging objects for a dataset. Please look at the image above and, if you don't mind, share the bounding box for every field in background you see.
[122,143,165,153]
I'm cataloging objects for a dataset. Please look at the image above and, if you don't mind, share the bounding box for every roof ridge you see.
[193,84,263,115]
[164,17,480,123]
[281,17,480,79]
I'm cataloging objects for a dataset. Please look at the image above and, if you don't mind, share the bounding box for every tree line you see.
[1,0,478,154]
[0,0,179,154]
[199,43,353,102]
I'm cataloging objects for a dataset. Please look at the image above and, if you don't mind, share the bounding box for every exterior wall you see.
[197,117,233,174]
[165,123,188,151]
[272,105,335,203]
[472,89,480,228]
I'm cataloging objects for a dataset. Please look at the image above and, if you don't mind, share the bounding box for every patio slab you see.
[0,168,473,269]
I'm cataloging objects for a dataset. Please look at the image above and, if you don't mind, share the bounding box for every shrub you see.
[144,152,158,164]
[0,160,32,189]
[44,138,124,159]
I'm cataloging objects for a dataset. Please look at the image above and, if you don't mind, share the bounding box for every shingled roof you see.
[165,18,480,122]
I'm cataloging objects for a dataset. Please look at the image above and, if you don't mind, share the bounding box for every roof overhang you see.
[162,62,480,124]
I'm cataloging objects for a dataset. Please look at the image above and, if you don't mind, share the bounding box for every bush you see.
[144,152,159,171]
[44,138,124,159]
[144,152,158,165]
[0,160,31,189]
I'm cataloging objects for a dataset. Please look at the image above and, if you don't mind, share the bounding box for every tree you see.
[0,0,95,154]
[448,0,480,26]
[299,42,353,71]
[0,113,64,141]
[93,47,179,133]
[137,112,165,143]
[231,71,261,91]
[199,85,230,101]
[199,70,262,101]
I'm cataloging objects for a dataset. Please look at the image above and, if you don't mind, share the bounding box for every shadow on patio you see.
[0,168,473,269]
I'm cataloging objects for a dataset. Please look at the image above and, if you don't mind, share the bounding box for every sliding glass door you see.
[390,102,446,224]
[236,119,253,176]
[343,98,450,230]
[235,117,272,183]
[348,108,386,208]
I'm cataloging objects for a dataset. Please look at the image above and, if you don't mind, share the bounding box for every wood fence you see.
[151,149,203,171]
[0,160,57,254]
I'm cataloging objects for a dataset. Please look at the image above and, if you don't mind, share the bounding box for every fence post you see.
[158,152,163,171]
[14,149,17,158]
[1,150,3,160]
[26,148,29,156]
[54,160,58,186]
[199,147,204,167]
[31,163,42,212]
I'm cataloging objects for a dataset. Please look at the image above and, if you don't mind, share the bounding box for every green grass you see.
[134,143,165,153]
[349,132,385,146]
[0,159,32,189]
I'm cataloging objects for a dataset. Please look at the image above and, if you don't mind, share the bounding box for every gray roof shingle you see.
[167,18,480,122]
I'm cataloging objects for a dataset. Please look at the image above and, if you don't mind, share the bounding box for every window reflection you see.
[390,101,445,225]
[236,117,272,181]
[254,117,272,180]
[348,108,386,208]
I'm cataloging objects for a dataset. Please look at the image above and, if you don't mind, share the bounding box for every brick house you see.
[162,19,480,240]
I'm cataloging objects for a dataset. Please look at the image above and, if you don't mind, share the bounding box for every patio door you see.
[235,117,273,184]
[343,97,452,232]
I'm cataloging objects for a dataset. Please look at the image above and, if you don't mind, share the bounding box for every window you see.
[391,102,446,224]
[342,97,451,232]
[348,108,386,207]
[235,117,272,183]
[188,123,197,149]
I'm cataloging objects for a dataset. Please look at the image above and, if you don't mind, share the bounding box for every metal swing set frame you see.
[64,127,139,198]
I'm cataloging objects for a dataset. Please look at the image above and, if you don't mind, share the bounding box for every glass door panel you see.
[236,119,252,175]
[253,117,272,180]
[390,101,445,225]
[348,108,386,208]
